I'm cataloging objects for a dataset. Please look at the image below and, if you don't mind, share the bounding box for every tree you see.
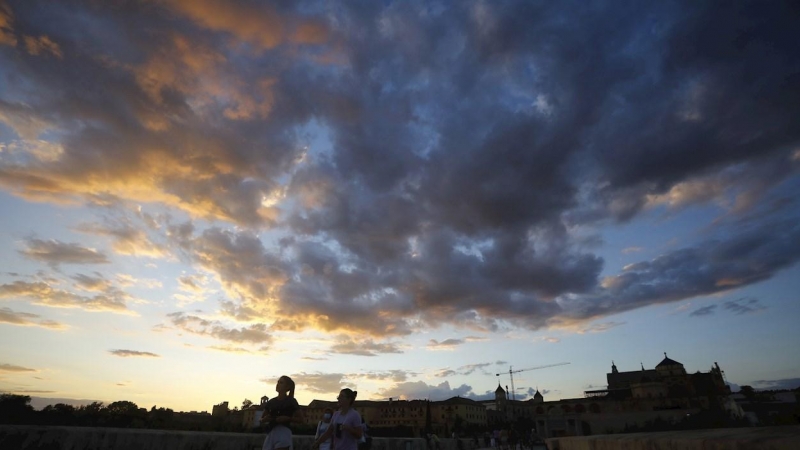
[147,406,175,429]
[77,402,106,426]
[242,399,253,409]
[107,400,145,428]
[41,403,77,425]
[0,394,34,424]
[107,400,140,415]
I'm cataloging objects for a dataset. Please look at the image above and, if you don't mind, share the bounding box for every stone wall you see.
[546,425,800,450]
[0,425,434,450]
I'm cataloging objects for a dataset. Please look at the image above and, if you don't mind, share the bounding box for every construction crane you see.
[495,362,570,400]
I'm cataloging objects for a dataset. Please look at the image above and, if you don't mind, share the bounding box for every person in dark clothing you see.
[261,376,303,450]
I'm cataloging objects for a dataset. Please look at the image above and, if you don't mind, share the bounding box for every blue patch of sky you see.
[295,118,335,162]
[55,6,146,64]
[597,202,725,278]
[576,263,800,386]
[408,104,439,159]
[454,237,493,262]
[0,192,93,249]
[0,121,16,142]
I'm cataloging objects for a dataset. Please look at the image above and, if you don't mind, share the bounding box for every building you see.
[304,397,486,437]
[211,401,229,417]
[480,383,544,427]
[241,396,269,429]
[530,354,736,438]
[432,396,487,435]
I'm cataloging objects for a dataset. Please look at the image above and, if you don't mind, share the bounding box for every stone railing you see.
[0,425,445,450]
[546,425,800,450]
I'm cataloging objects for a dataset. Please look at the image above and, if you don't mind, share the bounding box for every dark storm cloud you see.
[564,220,800,322]
[0,0,799,341]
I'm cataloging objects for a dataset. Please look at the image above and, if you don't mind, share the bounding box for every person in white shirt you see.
[315,408,334,450]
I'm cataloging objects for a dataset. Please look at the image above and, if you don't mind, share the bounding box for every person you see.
[313,388,363,450]
[430,433,440,450]
[358,417,372,450]
[315,408,334,450]
[261,376,303,450]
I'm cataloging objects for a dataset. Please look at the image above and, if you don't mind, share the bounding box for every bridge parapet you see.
[0,425,434,450]
[546,426,800,450]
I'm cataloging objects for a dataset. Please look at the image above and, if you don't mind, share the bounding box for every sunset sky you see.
[1,0,799,413]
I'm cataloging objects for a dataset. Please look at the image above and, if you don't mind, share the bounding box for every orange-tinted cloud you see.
[23,35,62,58]
[166,312,273,346]
[74,222,169,258]
[165,0,285,49]
[0,363,37,372]
[0,281,132,314]
[19,239,110,266]
[108,349,160,358]
[293,21,328,45]
[0,3,17,47]
[328,337,404,356]
[72,273,115,292]
[0,306,66,330]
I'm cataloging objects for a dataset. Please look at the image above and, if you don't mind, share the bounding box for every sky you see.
[0,0,799,413]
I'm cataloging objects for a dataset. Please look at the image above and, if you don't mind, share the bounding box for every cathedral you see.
[484,353,741,438]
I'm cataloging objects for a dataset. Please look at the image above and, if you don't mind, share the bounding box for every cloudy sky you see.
[1,0,799,412]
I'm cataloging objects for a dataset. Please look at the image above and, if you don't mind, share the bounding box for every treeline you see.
[0,394,234,432]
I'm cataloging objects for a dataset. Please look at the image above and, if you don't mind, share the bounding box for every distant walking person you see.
[313,388,363,450]
[315,408,335,450]
[261,376,303,450]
